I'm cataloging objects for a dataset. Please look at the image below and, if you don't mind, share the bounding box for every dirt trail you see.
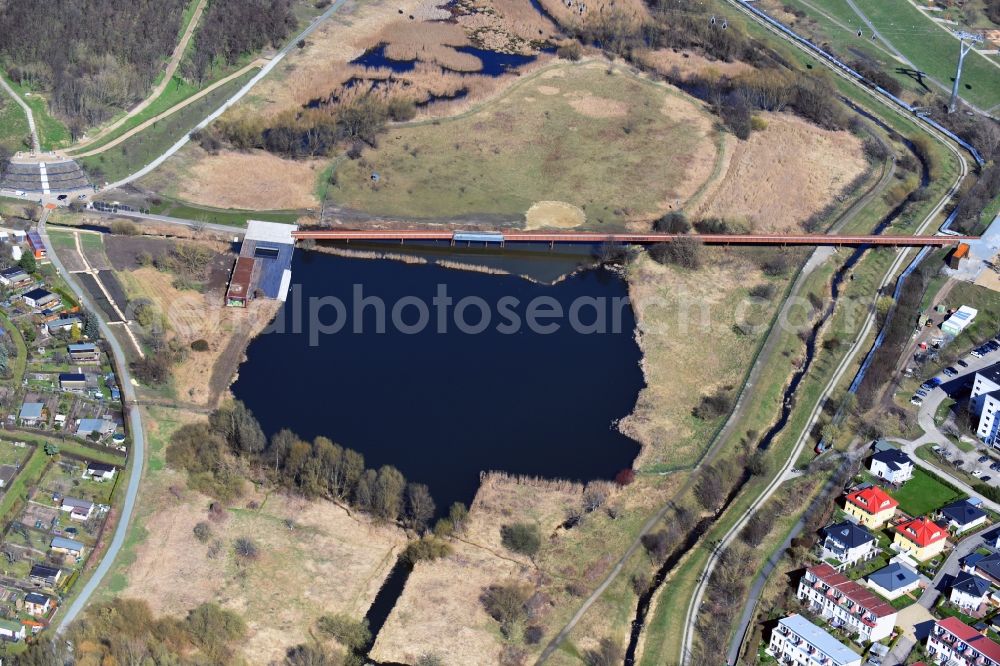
[69,59,265,159]
[70,0,210,151]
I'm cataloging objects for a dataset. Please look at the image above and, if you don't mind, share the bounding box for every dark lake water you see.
[231,250,644,514]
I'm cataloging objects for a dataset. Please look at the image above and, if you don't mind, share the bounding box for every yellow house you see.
[843,487,898,528]
[893,517,948,561]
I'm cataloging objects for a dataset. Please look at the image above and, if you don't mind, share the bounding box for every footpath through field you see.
[69,0,210,152]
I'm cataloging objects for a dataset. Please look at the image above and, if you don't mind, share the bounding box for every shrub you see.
[614,469,635,486]
[403,536,452,563]
[109,220,138,235]
[648,236,702,269]
[190,339,210,352]
[317,613,371,650]
[501,523,542,557]
[653,211,690,233]
[749,283,776,300]
[481,583,530,637]
[693,388,733,420]
[193,522,212,543]
[557,41,582,61]
[387,97,417,122]
[233,536,259,561]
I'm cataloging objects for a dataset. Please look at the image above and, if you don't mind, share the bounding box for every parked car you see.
[944,367,959,377]
[958,359,970,368]
[978,455,990,463]
[988,341,1000,352]
[984,476,993,482]
[990,462,1000,471]
[973,469,984,477]
[915,389,929,398]
[972,347,987,359]
[911,396,924,405]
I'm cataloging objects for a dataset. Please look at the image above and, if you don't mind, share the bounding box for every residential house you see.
[0,266,29,287]
[927,616,1000,666]
[767,614,861,666]
[18,402,43,426]
[58,373,87,392]
[84,462,115,482]
[843,486,899,528]
[984,527,1000,551]
[939,499,988,534]
[950,571,991,611]
[76,418,113,439]
[0,618,26,642]
[28,564,61,588]
[866,562,921,600]
[67,342,99,363]
[972,552,1000,586]
[869,448,915,484]
[45,316,80,335]
[970,363,1000,446]
[894,517,948,561]
[25,231,45,259]
[23,592,51,617]
[797,563,898,642]
[821,521,878,566]
[59,497,94,521]
[21,288,57,309]
[50,536,84,559]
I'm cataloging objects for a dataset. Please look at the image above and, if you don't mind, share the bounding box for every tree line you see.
[167,401,442,532]
[0,0,186,130]
[186,0,297,83]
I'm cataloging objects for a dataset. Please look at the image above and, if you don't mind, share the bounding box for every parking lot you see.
[915,342,1000,487]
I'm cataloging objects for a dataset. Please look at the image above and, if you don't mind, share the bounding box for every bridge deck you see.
[292,230,976,247]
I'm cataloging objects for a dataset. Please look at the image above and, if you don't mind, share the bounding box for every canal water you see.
[231,249,644,515]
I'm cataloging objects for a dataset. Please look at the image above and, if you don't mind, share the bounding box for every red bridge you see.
[291,229,976,247]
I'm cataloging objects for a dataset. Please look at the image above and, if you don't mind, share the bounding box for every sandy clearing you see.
[177,149,322,210]
[123,487,406,665]
[693,112,866,233]
[525,200,586,228]
[536,85,560,95]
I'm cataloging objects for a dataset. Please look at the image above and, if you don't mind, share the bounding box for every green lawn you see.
[0,95,30,152]
[889,467,964,516]
[148,197,301,227]
[836,0,1000,109]
[0,446,46,519]
[79,69,257,184]
[0,75,71,150]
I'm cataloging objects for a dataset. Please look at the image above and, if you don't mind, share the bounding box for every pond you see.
[231,250,644,514]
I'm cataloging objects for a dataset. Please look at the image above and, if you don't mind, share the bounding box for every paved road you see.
[104,0,351,191]
[0,75,39,152]
[36,208,147,631]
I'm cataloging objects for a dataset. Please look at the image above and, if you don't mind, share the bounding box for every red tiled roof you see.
[845,487,898,515]
[895,517,948,548]
[806,563,896,618]
[938,616,980,641]
[936,617,1000,661]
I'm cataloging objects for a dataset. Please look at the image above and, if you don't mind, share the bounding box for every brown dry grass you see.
[176,149,322,210]
[692,112,866,233]
[536,0,649,30]
[122,480,406,664]
[636,48,756,79]
[372,473,584,665]
[621,249,780,470]
[373,471,686,664]
[118,264,280,407]
[457,0,559,51]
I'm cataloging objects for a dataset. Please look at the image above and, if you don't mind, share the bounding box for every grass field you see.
[150,196,301,227]
[849,0,1000,110]
[0,75,71,150]
[79,70,257,184]
[330,61,720,226]
[0,96,29,152]
[889,467,964,516]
